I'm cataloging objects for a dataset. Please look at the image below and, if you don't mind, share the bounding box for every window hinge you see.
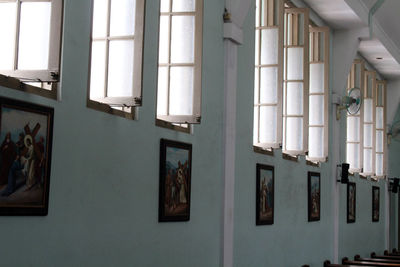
[134,97,142,105]
[50,71,59,80]
[195,116,201,123]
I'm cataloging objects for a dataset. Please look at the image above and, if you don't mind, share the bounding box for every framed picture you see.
[256,164,274,225]
[308,172,320,222]
[0,97,54,215]
[158,139,192,222]
[347,182,356,223]
[372,186,380,222]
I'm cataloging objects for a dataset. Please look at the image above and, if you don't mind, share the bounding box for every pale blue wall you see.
[0,0,225,266]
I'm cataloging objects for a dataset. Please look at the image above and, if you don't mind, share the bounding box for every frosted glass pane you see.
[158,16,170,64]
[286,82,303,115]
[172,0,195,12]
[92,0,108,38]
[0,3,16,70]
[171,16,194,63]
[260,106,277,144]
[364,124,373,147]
[157,67,168,115]
[364,99,373,122]
[309,127,324,158]
[347,143,360,170]
[363,149,373,173]
[376,107,384,129]
[260,67,278,104]
[89,41,106,99]
[346,116,360,142]
[309,95,324,125]
[255,30,260,65]
[160,0,170,12]
[18,2,51,70]
[253,107,259,144]
[286,117,303,151]
[255,1,260,27]
[260,28,278,65]
[376,130,384,153]
[110,0,136,36]
[107,40,134,97]
[376,154,383,176]
[254,68,259,104]
[169,67,194,115]
[310,63,324,93]
[287,47,303,80]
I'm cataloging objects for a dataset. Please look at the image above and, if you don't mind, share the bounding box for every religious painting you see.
[159,139,192,222]
[0,97,54,215]
[256,164,274,225]
[347,182,356,223]
[308,172,320,222]
[372,186,380,222]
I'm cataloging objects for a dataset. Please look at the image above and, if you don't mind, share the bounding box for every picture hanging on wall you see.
[158,139,192,222]
[308,172,320,222]
[347,182,356,223]
[0,97,54,215]
[256,164,274,225]
[372,186,380,222]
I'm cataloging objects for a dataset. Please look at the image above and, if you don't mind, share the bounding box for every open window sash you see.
[282,8,309,156]
[374,80,386,178]
[0,0,63,83]
[307,26,329,163]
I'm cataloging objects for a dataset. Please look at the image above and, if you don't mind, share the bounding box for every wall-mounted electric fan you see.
[336,88,363,120]
[388,121,400,144]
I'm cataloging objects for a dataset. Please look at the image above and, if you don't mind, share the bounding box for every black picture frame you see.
[308,171,320,222]
[158,139,192,222]
[256,164,274,225]
[347,182,356,223]
[0,97,54,215]
[372,186,380,222]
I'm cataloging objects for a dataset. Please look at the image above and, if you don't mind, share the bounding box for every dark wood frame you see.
[308,171,321,222]
[0,97,54,215]
[158,139,192,222]
[256,163,274,225]
[372,186,380,222]
[347,182,356,223]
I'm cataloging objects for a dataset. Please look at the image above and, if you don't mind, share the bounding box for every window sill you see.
[306,160,319,167]
[155,119,191,134]
[253,146,274,156]
[87,99,135,120]
[282,153,298,162]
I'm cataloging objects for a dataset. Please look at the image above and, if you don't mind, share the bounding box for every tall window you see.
[253,0,284,150]
[0,0,63,98]
[346,59,364,173]
[156,0,203,125]
[375,80,386,178]
[87,0,145,115]
[308,26,329,162]
[282,8,309,156]
[361,70,376,176]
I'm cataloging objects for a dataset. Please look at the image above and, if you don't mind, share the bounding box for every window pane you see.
[376,130,384,153]
[309,95,324,125]
[158,15,170,64]
[171,16,194,63]
[260,28,278,65]
[157,67,169,115]
[172,0,195,12]
[376,154,383,176]
[363,148,373,173]
[286,117,303,151]
[92,0,108,38]
[364,124,373,147]
[309,127,323,158]
[110,0,136,36]
[107,40,134,97]
[160,0,170,12]
[377,86,383,106]
[254,107,259,144]
[169,67,194,115]
[287,47,303,80]
[18,2,51,70]
[255,0,260,27]
[260,106,277,144]
[0,3,16,70]
[354,63,361,89]
[346,116,360,142]
[364,99,373,123]
[376,107,384,129]
[260,67,278,104]
[286,82,303,115]
[254,68,259,104]
[310,63,324,93]
[347,143,360,170]
[89,41,107,99]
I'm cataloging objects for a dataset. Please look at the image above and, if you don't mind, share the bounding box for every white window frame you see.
[282,7,309,156]
[253,0,284,150]
[346,59,364,173]
[307,26,329,162]
[0,0,63,99]
[374,79,387,178]
[155,0,203,125]
[87,0,145,116]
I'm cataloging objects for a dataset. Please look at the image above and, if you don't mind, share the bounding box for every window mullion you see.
[13,0,21,71]
[103,0,111,98]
